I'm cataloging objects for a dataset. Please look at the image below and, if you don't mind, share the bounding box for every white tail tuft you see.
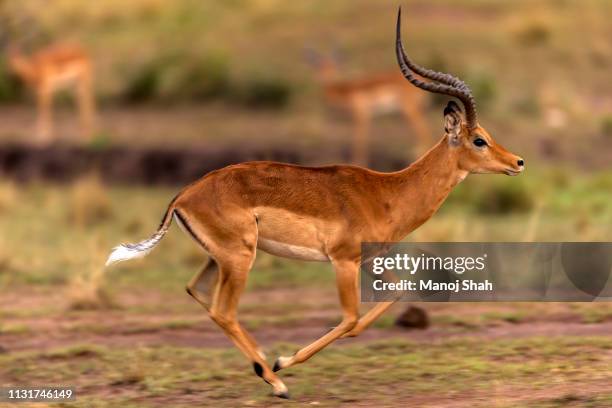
[105,229,168,267]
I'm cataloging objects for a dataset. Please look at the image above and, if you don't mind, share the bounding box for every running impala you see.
[106,8,524,399]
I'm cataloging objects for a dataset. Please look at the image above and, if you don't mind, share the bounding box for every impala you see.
[106,8,524,399]
[6,40,96,143]
[307,48,431,165]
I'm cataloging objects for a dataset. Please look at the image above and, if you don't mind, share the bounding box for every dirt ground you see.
[0,289,611,352]
[1,287,611,407]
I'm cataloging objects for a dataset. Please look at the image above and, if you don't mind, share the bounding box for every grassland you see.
[0,1,611,406]
[1,336,611,407]
[0,173,610,405]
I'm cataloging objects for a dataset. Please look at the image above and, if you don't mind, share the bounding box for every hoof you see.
[272,382,290,399]
[274,390,290,399]
[273,359,282,372]
[273,355,292,372]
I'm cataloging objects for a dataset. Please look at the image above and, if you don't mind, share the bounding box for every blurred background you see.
[0,1,610,406]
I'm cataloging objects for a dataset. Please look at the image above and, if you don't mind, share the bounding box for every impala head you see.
[395,8,524,176]
[304,48,343,82]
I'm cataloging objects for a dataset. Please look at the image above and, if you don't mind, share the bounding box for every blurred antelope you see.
[0,9,96,144]
[307,48,431,165]
[106,8,524,399]
[6,40,96,143]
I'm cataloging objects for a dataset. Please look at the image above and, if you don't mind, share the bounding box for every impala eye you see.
[473,138,487,147]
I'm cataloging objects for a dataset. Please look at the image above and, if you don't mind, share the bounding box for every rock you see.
[394,306,429,329]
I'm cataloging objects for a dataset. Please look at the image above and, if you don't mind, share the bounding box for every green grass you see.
[432,311,526,329]
[570,304,612,324]
[1,336,610,407]
[0,323,31,335]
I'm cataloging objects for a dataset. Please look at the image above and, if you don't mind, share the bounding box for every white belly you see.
[257,238,329,262]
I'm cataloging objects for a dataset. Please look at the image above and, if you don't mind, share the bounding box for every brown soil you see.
[1,288,610,354]
[2,288,611,407]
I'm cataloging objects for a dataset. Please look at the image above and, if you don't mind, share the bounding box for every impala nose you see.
[517,159,524,167]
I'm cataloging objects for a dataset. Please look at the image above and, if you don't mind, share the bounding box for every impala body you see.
[309,52,431,165]
[7,42,96,143]
[106,8,524,399]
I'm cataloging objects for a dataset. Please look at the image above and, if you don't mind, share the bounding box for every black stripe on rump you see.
[173,209,208,250]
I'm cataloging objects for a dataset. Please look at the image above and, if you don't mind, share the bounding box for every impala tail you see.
[105,200,176,266]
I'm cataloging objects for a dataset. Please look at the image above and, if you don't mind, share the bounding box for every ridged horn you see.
[395,7,477,129]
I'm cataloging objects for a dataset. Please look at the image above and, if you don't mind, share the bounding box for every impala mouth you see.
[504,169,521,176]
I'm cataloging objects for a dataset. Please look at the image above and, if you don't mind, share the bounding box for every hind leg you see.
[177,208,287,397]
[208,254,289,398]
[35,86,53,144]
[186,258,265,359]
[186,258,219,310]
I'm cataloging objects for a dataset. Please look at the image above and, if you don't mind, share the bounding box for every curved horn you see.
[395,7,477,129]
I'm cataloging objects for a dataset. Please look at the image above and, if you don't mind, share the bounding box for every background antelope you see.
[307,48,431,165]
[106,8,523,399]
[1,13,96,144]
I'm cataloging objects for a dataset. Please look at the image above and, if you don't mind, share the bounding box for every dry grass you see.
[67,272,115,310]
[0,180,19,213]
[65,239,116,310]
[68,173,113,228]
[0,236,11,274]
[522,197,546,242]
[0,181,20,278]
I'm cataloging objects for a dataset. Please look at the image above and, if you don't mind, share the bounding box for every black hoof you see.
[273,359,282,372]
[274,391,290,399]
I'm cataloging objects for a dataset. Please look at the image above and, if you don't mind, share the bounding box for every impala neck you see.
[7,45,36,83]
[388,138,467,240]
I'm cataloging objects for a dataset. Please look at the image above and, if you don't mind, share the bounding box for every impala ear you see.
[444,101,464,145]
